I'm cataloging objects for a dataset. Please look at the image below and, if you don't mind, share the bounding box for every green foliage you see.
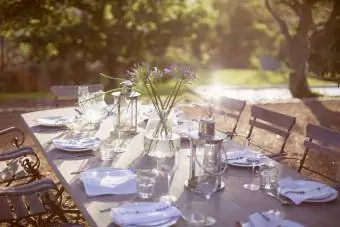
[0,0,215,86]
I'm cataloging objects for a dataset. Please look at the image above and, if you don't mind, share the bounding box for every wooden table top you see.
[21,107,340,227]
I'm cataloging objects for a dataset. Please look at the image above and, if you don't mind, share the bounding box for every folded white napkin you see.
[242,211,304,227]
[226,151,265,165]
[278,177,336,205]
[36,116,73,126]
[111,202,181,226]
[53,137,100,149]
[80,168,137,197]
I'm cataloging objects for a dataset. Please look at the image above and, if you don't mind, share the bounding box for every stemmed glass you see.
[159,151,179,203]
[195,174,219,226]
[113,126,127,153]
[78,86,89,113]
[243,153,262,191]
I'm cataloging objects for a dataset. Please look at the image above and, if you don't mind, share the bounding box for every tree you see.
[308,1,340,84]
[265,0,340,97]
[0,0,215,87]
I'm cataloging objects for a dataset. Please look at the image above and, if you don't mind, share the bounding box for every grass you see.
[0,69,337,101]
[195,69,337,87]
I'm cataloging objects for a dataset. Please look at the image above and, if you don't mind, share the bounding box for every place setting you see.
[239,209,304,227]
[52,136,101,153]
[225,149,270,168]
[276,177,338,205]
[76,166,183,227]
[32,115,76,133]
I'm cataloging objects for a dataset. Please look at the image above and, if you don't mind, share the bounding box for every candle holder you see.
[185,118,227,192]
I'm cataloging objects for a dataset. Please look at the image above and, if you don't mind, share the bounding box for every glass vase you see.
[143,109,180,159]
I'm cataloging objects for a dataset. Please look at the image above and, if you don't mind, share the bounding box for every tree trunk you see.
[287,38,314,98]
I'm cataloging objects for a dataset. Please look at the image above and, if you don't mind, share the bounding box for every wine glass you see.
[78,86,89,113]
[113,127,127,153]
[159,152,179,203]
[243,153,262,191]
[195,174,219,226]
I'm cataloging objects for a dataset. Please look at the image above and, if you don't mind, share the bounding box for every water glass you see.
[136,170,156,199]
[100,140,116,160]
[78,86,89,112]
[260,162,279,190]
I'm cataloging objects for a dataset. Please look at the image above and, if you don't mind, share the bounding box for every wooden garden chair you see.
[1,127,41,186]
[298,123,340,186]
[212,97,246,138]
[233,105,296,157]
[50,84,103,107]
[0,178,74,226]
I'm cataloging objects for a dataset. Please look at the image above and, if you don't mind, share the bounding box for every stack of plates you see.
[52,137,100,152]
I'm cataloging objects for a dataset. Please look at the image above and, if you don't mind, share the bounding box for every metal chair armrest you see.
[0,178,56,196]
[0,126,25,148]
[0,146,35,161]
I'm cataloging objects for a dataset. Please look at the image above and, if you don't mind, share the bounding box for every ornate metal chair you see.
[0,126,25,149]
[0,127,41,186]
[298,124,340,185]
[234,105,296,157]
[0,178,74,226]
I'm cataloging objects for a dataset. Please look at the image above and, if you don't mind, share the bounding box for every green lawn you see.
[0,69,336,101]
[195,69,336,87]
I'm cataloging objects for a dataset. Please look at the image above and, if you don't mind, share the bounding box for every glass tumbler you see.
[136,170,157,199]
[259,162,279,190]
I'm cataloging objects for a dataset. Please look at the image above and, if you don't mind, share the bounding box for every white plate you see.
[53,137,100,152]
[226,151,267,167]
[306,191,338,203]
[115,202,181,227]
[279,179,338,203]
[35,116,74,127]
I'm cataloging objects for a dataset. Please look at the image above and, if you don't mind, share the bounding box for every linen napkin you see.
[226,151,265,165]
[242,211,304,227]
[36,116,73,126]
[111,202,181,226]
[53,137,100,149]
[278,177,336,205]
[79,168,137,197]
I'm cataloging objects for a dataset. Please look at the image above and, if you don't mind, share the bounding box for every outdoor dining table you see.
[21,107,340,227]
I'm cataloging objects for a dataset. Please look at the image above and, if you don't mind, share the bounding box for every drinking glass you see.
[195,174,219,226]
[83,92,107,131]
[259,161,279,190]
[243,153,262,191]
[112,126,127,153]
[78,86,89,112]
[159,152,179,203]
[136,169,157,199]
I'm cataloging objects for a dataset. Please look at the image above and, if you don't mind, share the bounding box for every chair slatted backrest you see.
[214,97,246,135]
[299,124,340,183]
[247,105,296,154]
[50,84,104,107]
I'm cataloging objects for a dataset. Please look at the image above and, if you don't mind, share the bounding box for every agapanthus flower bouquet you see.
[128,63,196,154]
